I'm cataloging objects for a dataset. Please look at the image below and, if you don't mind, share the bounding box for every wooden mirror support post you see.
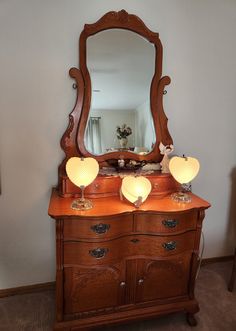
[48,10,211,331]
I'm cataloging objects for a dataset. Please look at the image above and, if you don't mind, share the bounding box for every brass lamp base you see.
[171,192,191,203]
[71,198,93,210]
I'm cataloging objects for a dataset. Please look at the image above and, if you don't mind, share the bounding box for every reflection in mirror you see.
[84,29,156,155]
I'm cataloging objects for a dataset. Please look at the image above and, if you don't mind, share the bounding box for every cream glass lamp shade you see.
[65,157,99,210]
[121,176,152,207]
[169,156,200,184]
[66,157,99,187]
[169,156,200,203]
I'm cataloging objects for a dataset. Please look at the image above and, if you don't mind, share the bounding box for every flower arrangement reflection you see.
[116,124,132,140]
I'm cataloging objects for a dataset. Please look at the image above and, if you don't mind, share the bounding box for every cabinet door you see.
[64,261,126,315]
[135,252,192,303]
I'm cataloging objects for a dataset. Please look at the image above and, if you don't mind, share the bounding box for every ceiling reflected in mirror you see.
[84,29,156,156]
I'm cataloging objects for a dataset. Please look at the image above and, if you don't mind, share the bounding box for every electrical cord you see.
[196,230,205,280]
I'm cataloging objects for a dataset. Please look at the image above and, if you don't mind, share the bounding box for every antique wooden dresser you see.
[48,10,210,331]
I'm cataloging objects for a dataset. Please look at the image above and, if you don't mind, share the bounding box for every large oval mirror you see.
[84,29,156,156]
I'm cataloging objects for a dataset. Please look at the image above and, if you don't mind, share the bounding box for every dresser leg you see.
[186,313,197,326]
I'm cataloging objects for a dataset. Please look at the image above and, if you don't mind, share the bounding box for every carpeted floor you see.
[0,261,235,331]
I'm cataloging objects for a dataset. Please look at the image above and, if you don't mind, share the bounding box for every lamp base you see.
[171,192,191,203]
[71,198,93,210]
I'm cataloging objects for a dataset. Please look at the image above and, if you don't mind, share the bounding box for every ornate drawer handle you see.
[162,241,177,251]
[89,248,109,259]
[162,219,179,228]
[91,223,110,234]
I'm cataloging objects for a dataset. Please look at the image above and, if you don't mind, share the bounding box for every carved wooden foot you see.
[186,313,197,326]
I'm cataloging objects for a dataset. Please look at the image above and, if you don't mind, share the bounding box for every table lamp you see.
[121,176,152,207]
[66,157,99,210]
[169,155,200,203]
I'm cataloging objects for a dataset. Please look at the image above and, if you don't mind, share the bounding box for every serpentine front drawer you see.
[63,214,133,240]
[63,232,196,266]
[134,210,198,234]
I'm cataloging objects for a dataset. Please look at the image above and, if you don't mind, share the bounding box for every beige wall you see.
[0,0,236,289]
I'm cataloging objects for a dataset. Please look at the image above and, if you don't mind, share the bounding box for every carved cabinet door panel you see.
[135,252,192,303]
[64,261,126,315]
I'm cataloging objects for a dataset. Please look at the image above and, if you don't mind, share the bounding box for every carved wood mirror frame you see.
[59,10,173,175]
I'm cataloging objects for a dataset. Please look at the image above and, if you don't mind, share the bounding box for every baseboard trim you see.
[201,255,234,266]
[0,255,234,299]
[0,281,55,298]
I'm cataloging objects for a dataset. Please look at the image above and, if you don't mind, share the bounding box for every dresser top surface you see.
[48,188,210,219]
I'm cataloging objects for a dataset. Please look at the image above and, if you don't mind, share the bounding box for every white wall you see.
[0,0,236,289]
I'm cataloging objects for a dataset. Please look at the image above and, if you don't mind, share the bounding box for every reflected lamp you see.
[121,176,152,207]
[66,157,99,210]
[169,155,200,203]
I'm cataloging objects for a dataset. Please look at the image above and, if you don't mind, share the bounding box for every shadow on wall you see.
[227,166,236,253]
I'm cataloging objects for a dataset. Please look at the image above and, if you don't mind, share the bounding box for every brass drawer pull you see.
[91,223,110,234]
[89,248,109,259]
[162,241,177,251]
[138,279,144,284]
[162,219,179,228]
[130,238,140,243]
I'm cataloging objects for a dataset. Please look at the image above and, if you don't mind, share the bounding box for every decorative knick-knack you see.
[159,142,174,173]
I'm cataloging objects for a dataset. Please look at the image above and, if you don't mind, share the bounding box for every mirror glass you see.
[84,29,156,155]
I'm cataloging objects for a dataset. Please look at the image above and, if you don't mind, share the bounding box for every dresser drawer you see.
[64,232,195,266]
[148,174,180,196]
[63,214,133,240]
[134,210,198,234]
[85,176,120,197]
[62,175,121,198]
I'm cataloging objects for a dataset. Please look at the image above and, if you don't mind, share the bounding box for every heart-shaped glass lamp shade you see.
[66,157,99,187]
[169,156,200,184]
[66,157,99,210]
[169,156,200,203]
[121,176,152,207]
